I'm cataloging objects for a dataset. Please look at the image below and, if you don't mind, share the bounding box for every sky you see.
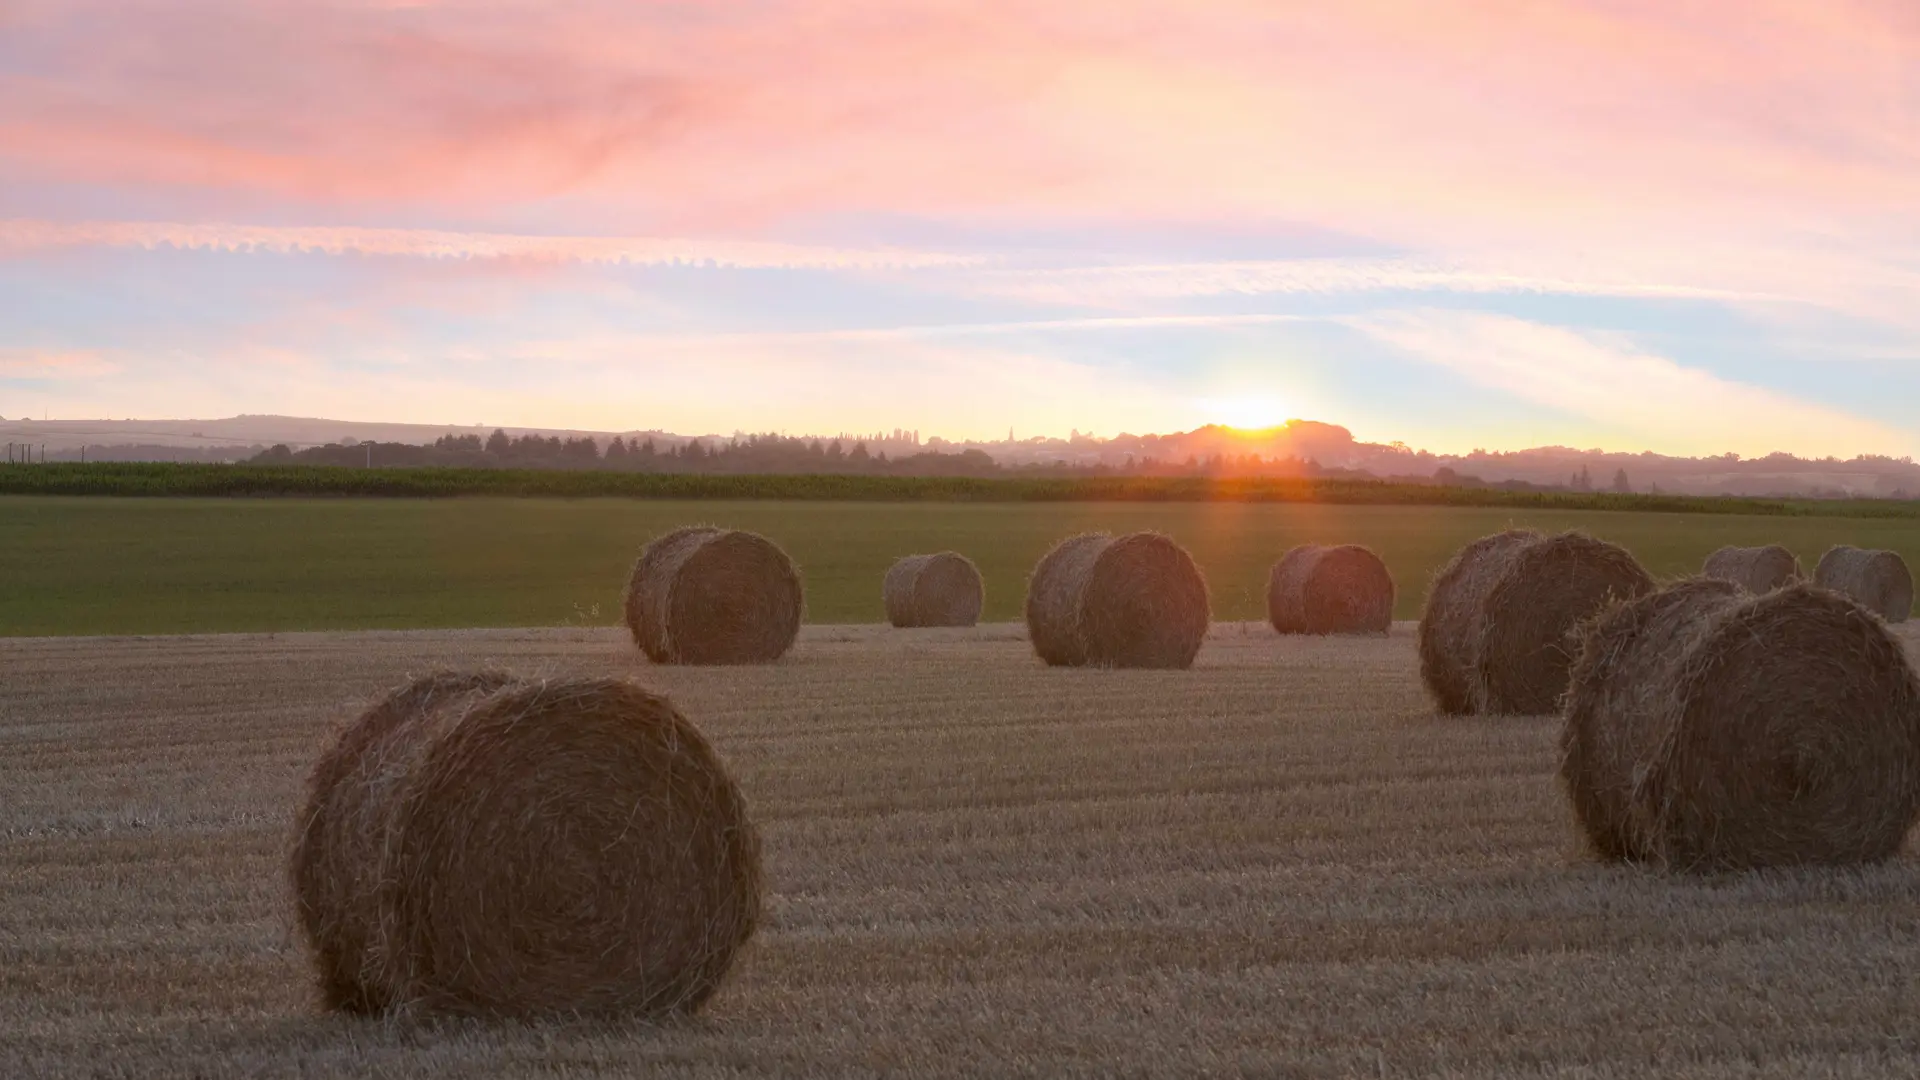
[1,0,1917,457]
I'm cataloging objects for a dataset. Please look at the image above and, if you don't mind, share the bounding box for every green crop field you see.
[6,462,1920,519]
[2,496,1914,636]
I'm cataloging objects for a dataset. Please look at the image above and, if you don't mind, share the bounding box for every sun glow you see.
[1200,394,1291,432]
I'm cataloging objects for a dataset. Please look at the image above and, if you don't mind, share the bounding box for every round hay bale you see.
[292,671,517,1014]
[624,526,803,663]
[1266,544,1395,635]
[1701,544,1801,593]
[290,674,764,1018]
[1557,578,1740,861]
[1814,545,1913,623]
[1419,530,1653,715]
[1417,530,1539,715]
[883,552,985,628]
[1562,580,1920,869]
[1024,532,1210,669]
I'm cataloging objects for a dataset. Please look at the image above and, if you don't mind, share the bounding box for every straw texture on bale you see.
[1814,545,1913,623]
[1562,579,1920,870]
[1266,544,1395,635]
[290,674,763,1018]
[624,526,803,663]
[1417,530,1538,715]
[1418,530,1653,715]
[1701,544,1801,593]
[1025,532,1210,669]
[883,552,985,628]
[291,671,515,1015]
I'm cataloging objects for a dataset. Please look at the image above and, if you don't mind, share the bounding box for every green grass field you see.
[7,462,1920,519]
[3,496,1914,635]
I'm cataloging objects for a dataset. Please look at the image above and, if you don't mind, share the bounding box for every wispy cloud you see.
[0,348,121,379]
[965,256,1765,307]
[965,248,1920,350]
[0,220,974,269]
[1352,310,1915,459]
[511,313,1312,350]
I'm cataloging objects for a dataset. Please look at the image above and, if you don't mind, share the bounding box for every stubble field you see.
[5,621,1918,1078]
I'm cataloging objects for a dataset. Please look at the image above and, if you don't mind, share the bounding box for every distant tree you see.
[638,437,657,459]
[485,429,510,456]
[848,441,871,464]
[605,436,629,461]
[563,436,600,462]
[1612,468,1631,494]
[1434,466,1460,485]
[826,439,845,463]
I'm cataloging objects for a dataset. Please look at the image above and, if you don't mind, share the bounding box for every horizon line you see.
[1,413,1911,465]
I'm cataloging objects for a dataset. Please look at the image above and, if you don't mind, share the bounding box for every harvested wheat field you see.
[5,623,1920,1078]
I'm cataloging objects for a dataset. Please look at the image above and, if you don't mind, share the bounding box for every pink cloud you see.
[0,2,703,206]
[2,0,1905,246]
[0,1,1086,228]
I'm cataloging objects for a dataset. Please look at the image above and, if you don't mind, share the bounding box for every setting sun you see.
[1200,394,1292,432]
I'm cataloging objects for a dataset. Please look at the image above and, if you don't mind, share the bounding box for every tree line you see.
[248,431,1013,476]
[243,428,1601,491]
